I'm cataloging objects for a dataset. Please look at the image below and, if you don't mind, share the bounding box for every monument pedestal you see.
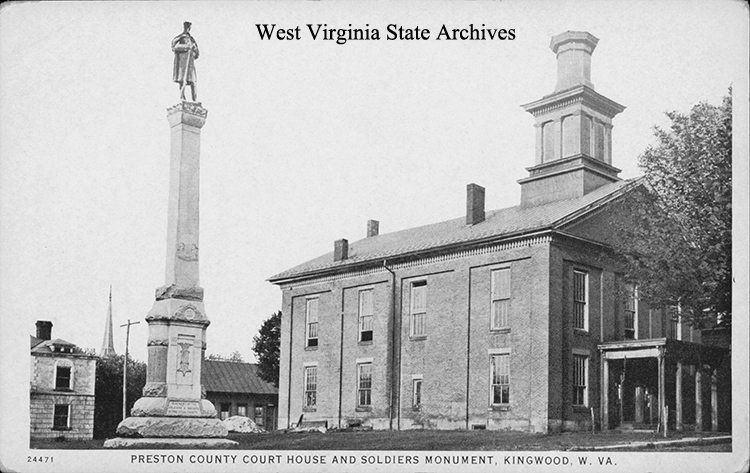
[105,102,236,448]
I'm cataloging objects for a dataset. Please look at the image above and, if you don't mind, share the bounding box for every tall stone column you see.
[104,102,235,448]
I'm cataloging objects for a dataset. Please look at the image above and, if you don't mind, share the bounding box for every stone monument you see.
[104,24,235,448]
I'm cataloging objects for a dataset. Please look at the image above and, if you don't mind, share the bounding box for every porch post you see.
[711,368,718,432]
[601,357,609,431]
[675,362,683,431]
[695,367,703,431]
[657,348,666,435]
[634,386,644,424]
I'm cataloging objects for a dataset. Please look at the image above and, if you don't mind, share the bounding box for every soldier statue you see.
[172,22,200,102]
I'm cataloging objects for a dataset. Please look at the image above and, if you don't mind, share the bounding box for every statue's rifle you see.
[179,40,194,101]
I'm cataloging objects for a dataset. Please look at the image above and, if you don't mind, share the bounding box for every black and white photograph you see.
[0,1,747,472]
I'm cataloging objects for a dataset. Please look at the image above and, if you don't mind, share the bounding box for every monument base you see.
[114,416,228,438]
[103,437,238,449]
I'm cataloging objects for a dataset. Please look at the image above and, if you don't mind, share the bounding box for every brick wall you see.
[278,240,555,432]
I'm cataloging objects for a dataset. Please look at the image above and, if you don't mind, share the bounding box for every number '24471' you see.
[28,456,53,463]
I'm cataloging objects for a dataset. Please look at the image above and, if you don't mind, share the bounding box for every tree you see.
[206,350,244,362]
[252,311,281,387]
[94,355,147,439]
[611,90,731,326]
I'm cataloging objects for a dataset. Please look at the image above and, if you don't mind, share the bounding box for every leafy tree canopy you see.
[94,355,147,439]
[206,350,244,362]
[612,89,731,327]
[252,311,281,387]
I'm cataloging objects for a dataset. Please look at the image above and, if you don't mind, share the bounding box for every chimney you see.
[334,238,349,262]
[550,31,598,92]
[36,320,53,341]
[367,220,380,238]
[466,183,485,225]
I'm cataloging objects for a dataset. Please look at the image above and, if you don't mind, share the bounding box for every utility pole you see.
[120,319,141,420]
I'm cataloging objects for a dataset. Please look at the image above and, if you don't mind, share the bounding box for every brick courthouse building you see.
[270,32,730,433]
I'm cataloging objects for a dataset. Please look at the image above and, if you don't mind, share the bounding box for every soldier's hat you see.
[183,21,192,29]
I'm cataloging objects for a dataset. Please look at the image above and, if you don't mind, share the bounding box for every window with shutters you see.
[359,289,374,342]
[491,267,511,330]
[410,281,427,338]
[306,298,319,348]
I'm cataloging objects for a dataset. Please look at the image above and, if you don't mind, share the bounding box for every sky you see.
[1,1,747,376]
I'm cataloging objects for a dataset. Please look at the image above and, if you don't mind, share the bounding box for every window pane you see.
[411,283,426,313]
[492,268,511,299]
[573,355,587,406]
[305,366,317,408]
[56,366,71,389]
[490,354,510,405]
[412,312,425,336]
[358,363,372,406]
[359,290,373,316]
[360,290,374,341]
[573,271,588,330]
[492,299,509,328]
[307,298,319,346]
[413,379,422,409]
[53,404,69,429]
[307,298,318,323]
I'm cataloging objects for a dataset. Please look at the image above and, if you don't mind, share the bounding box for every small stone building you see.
[269,31,731,433]
[30,321,97,440]
[202,360,278,430]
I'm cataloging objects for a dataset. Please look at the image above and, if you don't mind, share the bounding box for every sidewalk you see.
[570,434,732,451]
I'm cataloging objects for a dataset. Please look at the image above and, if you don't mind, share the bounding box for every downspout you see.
[286,292,294,429]
[465,268,472,430]
[384,260,397,430]
[337,284,345,429]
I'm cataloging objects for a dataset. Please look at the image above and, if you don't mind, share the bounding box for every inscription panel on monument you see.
[166,400,201,416]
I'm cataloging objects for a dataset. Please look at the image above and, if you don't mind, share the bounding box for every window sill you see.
[572,405,590,412]
[355,406,372,412]
[53,388,73,392]
[358,340,373,346]
[412,407,421,412]
[490,327,511,334]
[52,427,72,431]
[304,345,318,351]
[489,405,511,411]
[302,407,317,413]
[573,329,590,336]
[410,335,427,341]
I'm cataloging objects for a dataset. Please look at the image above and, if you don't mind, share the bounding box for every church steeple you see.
[100,286,117,358]
[519,31,625,207]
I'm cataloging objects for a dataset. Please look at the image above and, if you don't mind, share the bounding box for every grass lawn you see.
[31,430,730,452]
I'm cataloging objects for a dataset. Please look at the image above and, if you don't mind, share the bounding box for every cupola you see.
[519,31,625,207]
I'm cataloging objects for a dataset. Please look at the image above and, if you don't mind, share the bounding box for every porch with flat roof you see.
[598,338,729,433]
